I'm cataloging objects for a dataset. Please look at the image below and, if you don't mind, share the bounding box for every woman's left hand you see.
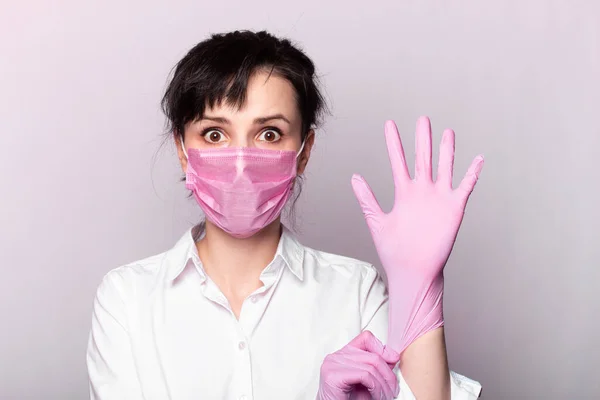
[351,116,484,354]
[317,331,400,400]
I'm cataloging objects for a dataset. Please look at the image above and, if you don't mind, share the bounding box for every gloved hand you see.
[351,116,484,354]
[317,331,401,400]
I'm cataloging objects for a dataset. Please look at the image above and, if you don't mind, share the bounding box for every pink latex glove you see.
[351,116,484,354]
[317,331,401,400]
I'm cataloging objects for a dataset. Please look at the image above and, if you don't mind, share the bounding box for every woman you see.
[86,30,484,400]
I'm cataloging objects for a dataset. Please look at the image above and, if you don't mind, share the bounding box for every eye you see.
[257,128,282,143]
[202,129,226,144]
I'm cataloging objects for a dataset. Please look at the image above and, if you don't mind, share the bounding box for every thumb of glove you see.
[351,174,384,235]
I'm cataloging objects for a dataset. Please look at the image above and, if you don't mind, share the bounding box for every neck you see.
[196,219,282,297]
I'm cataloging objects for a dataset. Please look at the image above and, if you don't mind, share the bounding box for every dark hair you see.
[161,30,326,140]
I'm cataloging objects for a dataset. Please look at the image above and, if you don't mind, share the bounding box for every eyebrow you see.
[201,114,291,125]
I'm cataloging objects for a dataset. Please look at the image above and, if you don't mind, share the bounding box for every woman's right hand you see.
[317,331,400,400]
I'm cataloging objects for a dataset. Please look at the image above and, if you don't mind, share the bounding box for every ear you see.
[174,131,188,173]
[297,130,315,175]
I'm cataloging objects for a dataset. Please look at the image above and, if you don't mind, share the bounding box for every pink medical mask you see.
[181,139,305,238]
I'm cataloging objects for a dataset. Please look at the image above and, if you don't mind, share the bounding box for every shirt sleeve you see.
[86,269,144,400]
[359,264,482,400]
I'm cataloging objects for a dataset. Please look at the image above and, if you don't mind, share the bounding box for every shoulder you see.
[94,227,197,299]
[298,246,389,332]
[93,252,168,301]
[302,245,381,283]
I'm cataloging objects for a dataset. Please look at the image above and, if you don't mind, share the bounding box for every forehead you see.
[206,71,300,123]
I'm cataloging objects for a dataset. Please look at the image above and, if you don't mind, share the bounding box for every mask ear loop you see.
[294,140,307,176]
[296,140,306,159]
[180,136,189,159]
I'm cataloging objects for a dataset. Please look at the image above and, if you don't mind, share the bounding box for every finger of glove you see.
[415,116,433,183]
[354,352,398,398]
[437,128,455,189]
[351,175,384,233]
[338,365,394,400]
[384,120,411,189]
[343,338,399,397]
[357,366,395,400]
[457,155,484,200]
[349,387,372,400]
[349,331,400,365]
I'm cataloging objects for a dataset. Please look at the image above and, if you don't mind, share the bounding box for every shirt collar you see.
[165,224,305,282]
[274,225,305,280]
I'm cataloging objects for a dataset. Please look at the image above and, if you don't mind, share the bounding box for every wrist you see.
[386,270,444,297]
[400,327,450,400]
[386,273,445,354]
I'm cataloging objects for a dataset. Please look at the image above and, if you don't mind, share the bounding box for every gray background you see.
[1,1,598,399]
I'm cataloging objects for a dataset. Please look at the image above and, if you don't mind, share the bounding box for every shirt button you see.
[238,341,246,350]
[239,396,247,400]
[251,296,258,303]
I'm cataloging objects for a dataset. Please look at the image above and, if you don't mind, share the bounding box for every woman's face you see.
[176,70,314,175]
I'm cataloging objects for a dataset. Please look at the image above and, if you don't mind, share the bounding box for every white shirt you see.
[86,225,482,400]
